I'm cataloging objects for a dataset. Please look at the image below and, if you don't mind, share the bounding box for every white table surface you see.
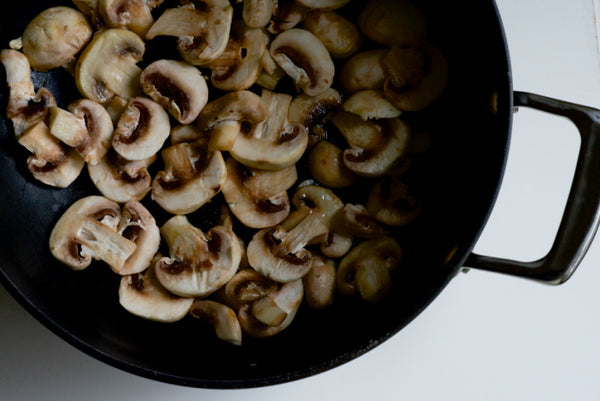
[3,0,600,400]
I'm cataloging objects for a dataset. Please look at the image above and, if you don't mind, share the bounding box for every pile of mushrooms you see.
[1,0,446,345]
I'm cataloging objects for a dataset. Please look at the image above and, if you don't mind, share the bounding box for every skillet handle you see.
[465,91,600,284]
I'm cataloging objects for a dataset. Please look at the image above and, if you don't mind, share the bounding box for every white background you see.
[2,0,600,399]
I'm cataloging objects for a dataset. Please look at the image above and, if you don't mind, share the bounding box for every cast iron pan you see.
[1,0,600,388]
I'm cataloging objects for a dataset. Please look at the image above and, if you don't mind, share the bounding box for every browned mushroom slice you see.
[222,158,297,229]
[343,89,402,121]
[308,140,357,188]
[339,49,387,95]
[189,299,242,345]
[225,269,278,306]
[337,236,402,303]
[145,6,207,39]
[383,42,448,112]
[302,255,336,309]
[112,96,170,161]
[358,0,427,47]
[270,28,335,96]
[49,196,137,271]
[22,6,93,71]
[268,0,307,34]
[68,99,114,165]
[0,49,57,137]
[340,203,388,238]
[151,140,227,215]
[18,122,85,188]
[288,88,342,146]
[98,0,164,35]
[302,10,361,59]
[155,215,241,298]
[238,279,303,338]
[207,21,266,91]
[242,0,275,28]
[88,149,155,203]
[119,254,194,323]
[367,177,422,226]
[140,59,208,124]
[75,28,145,104]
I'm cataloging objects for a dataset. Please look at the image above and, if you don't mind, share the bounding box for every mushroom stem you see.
[161,143,196,179]
[18,122,65,165]
[208,121,241,151]
[78,218,138,270]
[274,213,328,256]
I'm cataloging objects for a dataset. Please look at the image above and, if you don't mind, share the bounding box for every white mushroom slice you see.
[337,236,402,303]
[383,42,448,112]
[49,195,137,271]
[145,6,207,39]
[367,177,422,226]
[119,255,194,323]
[115,201,161,275]
[343,89,402,120]
[98,0,163,35]
[155,215,241,298]
[288,88,341,146]
[229,89,308,170]
[0,49,57,138]
[308,140,356,188]
[339,49,387,95]
[270,28,335,96]
[88,150,155,203]
[207,21,265,91]
[238,279,303,338]
[302,10,361,59]
[242,0,275,28]
[151,140,227,215]
[112,96,170,161]
[18,122,85,188]
[75,28,145,103]
[358,0,428,47]
[268,0,307,34]
[189,300,242,345]
[140,59,208,124]
[22,6,93,71]
[331,112,411,177]
[225,269,277,306]
[222,158,297,229]
[302,255,336,309]
[68,99,114,165]
[295,0,349,10]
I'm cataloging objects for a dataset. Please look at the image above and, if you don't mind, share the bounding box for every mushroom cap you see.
[140,59,208,124]
[270,28,335,96]
[308,140,357,188]
[224,269,278,306]
[88,150,155,203]
[75,28,145,103]
[119,256,194,323]
[68,99,114,165]
[342,89,402,121]
[302,255,336,309]
[155,216,241,298]
[339,49,387,95]
[151,141,227,215]
[112,96,171,161]
[358,0,428,47]
[189,300,243,345]
[302,10,361,59]
[340,203,388,238]
[22,6,93,71]
[242,0,275,28]
[288,88,342,146]
[98,0,155,35]
[222,158,296,229]
[268,0,307,34]
[367,177,423,226]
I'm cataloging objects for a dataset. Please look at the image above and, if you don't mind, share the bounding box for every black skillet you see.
[1,0,600,388]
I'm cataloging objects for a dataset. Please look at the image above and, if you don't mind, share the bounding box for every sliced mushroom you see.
[367,177,422,226]
[331,111,411,177]
[222,158,297,229]
[358,0,427,47]
[75,28,145,103]
[155,215,241,298]
[151,140,227,215]
[339,49,387,95]
[67,99,115,165]
[268,0,307,34]
[98,0,164,35]
[0,49,57,137]
[270,28,335,96]
[238,279,303,338]
[337,236,402,303]
[207,21,266,91]
[22,6,93,71]
[72,0,99,17]
[17,122,85,187]
[170,123,205,145]
[242,0,275,28]
[302,255,335,309]
[49,195,137,271]
[295,0,350,9]
[145,6,207,39]
[189,300,242,345]
[342,89,401,120]
[225,269,278,306]
[105,95,129,126]
[383,42,448,111]
[112,96,170,161]
[119,254,194,323]
[115,201,161,275]
[302,11,361,59]
[229,89,308,170]
[47,107,88,149]
[88,149,155,203]
[308,140,357,188]
[140,59,208,124]
[340,203,388,238]
[288,88,342,146]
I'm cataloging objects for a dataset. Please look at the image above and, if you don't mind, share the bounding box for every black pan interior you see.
[0,0,512,388]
